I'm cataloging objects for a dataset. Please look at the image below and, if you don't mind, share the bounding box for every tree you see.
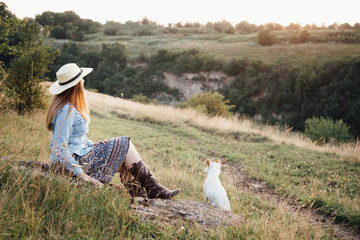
[327,23,338,29]
[354,23,360,30]
[0,2,18,69]
[286,23,301,30]
[205,22,214,29]
[214,20,233,33]
[1,6,59,113]
[261,22,283,31]
[35,10,101,41]
[236,21,256,34]
[141,17,149,25]
[339,23,352,30]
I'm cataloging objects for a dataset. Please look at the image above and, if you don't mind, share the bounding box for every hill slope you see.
[0,89,359,239]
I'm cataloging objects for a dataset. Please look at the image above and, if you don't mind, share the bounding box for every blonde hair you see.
[46,80,90,131]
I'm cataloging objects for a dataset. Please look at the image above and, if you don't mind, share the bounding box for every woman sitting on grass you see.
[45,63,180,199]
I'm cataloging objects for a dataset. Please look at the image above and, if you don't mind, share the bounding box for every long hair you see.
[46,80,90,131]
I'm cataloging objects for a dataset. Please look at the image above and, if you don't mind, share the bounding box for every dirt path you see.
[222,163,360,240]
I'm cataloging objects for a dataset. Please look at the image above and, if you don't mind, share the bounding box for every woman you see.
[46,63,180,199]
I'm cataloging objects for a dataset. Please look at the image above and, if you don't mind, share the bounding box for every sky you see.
[4,0,360,27]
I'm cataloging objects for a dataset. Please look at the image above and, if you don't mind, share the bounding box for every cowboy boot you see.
[123,180,147,198]
[118,165,147,198]
[129,160,180,199]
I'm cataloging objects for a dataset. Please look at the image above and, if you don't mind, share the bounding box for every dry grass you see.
[86,90,360,161]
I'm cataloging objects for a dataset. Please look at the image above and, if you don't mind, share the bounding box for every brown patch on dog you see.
[206,159,211,166]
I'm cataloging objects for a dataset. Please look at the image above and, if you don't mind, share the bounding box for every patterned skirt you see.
[74,136,130,183]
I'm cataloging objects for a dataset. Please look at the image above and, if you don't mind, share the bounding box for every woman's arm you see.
[85,136,94,147]
[51,106,84,176]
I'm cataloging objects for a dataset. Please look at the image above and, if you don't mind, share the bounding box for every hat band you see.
[59,69,83,86]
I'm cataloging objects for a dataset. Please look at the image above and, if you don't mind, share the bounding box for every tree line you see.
[33,10,360,41]
[35,11,101,41]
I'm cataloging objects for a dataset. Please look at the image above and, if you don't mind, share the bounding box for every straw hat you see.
[49,63,93,94]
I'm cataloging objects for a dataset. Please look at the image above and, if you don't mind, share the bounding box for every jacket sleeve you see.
[85,136,94,147]
[51,105,84,176]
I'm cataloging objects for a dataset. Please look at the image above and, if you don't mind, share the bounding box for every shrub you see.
[289,34,300,44]
[257,29,276,46]
[130,93,158,104]
[133,26,154,36]
[104,26,119,36]
[298,29,310,43]
[224,25,236,34]
[179,90,234,117]
[304,117,353,143]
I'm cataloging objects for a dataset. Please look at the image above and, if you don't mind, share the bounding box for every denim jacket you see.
[50,103,94,176]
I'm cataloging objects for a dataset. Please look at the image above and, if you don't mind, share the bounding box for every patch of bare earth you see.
[129,197,244,229]
[222,163,360,240]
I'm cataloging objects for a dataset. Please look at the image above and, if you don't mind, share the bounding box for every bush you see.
[104,26,119,36]
[179,90,234,117]
[304,117,353,143]
[130,93,158,104]
[258,29,276,46]
[290,30,310,44]
[224,25,236,34]
[298,29,310,43]
[134,28,154,36]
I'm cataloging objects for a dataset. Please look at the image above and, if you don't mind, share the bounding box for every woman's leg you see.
[123,141,142,169]
[120,141,180,199]
[117,142,146,197]
[117,164,146,197]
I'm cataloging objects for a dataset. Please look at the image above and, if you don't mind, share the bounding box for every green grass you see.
[98,111,360,229]
[0,108,339,239]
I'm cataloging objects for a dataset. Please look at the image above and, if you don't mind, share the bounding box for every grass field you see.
[52,31,360,64]
[1,88,359,239]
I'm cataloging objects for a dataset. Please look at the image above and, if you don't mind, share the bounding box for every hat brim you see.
[49,67,93,95]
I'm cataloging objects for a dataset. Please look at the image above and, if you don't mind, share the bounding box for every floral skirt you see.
[74,136,130,183]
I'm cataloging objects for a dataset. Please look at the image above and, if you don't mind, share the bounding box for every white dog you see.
[203,159,231,211]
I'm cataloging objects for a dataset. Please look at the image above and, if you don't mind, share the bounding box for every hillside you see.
[45,27,360,138]
[1,88,359,239]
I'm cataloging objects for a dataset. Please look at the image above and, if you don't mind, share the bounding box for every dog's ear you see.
[206,159,211,166]
[216,160,222,168]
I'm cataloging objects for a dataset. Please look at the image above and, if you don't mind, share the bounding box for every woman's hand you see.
[79,172,104,188]
[93,140,110,146]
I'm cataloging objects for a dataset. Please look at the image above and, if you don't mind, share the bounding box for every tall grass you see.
[86,90,360,161]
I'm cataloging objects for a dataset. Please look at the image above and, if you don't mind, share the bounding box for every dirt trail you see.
[222,163,360,240]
